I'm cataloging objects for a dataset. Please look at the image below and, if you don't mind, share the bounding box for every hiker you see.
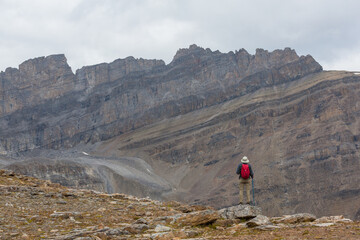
[236,156,254,205]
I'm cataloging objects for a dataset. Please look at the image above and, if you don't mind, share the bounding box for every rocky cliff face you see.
[93,70,360,220]
[1,45,359,220]
[0,45,321,154]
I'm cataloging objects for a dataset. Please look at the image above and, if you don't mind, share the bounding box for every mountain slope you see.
[1,45,359,220]
[92,70,360,220]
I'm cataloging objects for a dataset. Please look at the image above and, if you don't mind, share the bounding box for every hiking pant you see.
[239,178,251,204]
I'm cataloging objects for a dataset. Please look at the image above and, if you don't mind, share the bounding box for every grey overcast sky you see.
[1,0,360,72]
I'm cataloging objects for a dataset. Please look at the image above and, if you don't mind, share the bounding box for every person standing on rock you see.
[236,156,254,205]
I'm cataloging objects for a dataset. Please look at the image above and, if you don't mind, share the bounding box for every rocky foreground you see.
[0,170,359,239]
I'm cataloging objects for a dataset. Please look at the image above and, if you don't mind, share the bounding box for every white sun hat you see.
[241,156,249,163]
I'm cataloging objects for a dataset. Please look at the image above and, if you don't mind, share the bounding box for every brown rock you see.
[134,218,149,225]
[122,223,149,234]
[214,218,241,227]
[176,210,219,226]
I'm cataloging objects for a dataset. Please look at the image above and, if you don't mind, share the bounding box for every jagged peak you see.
[254,47,299,58]
[2,47,312,76]
[235,48,250,55]
[255,48,269,55]
[172,44,208,62]
[170,45,315,70]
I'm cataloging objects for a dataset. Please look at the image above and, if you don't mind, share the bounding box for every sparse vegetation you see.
[0,169,359,239]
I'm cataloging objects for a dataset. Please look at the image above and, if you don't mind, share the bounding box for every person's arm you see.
[236,163,242,175]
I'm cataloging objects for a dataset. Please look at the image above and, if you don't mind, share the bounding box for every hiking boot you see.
[246,201,251,205]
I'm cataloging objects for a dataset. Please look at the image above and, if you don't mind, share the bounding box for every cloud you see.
[0,0,359,71]
[322,48,360,71]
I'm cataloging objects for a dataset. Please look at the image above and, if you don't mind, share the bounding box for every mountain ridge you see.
[0,45,322,154]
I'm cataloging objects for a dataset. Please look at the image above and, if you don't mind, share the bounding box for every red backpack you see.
[241,164,250,179]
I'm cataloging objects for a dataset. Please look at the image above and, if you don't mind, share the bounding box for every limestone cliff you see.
[0,45,321,153]
[1,45,359,220]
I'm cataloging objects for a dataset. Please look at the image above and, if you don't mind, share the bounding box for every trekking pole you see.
[252,178,255,206]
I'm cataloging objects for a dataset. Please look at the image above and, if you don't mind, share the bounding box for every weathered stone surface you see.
[271,213,316,224]
[246,215,271,227]
[134,218,149,225]
[176,209,219,226]
[154,224,172,232]
[314,215,353,224]
[219,205,262,219]
[123,223,149,234]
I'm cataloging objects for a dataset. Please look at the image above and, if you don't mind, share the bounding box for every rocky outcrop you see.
[219,204,262,219]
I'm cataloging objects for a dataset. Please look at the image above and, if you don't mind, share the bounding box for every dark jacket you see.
[236,163,254,179]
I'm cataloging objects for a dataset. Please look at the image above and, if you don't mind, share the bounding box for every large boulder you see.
[175,210,219,226]
[219,205,262,219]
[246,215,271,227]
